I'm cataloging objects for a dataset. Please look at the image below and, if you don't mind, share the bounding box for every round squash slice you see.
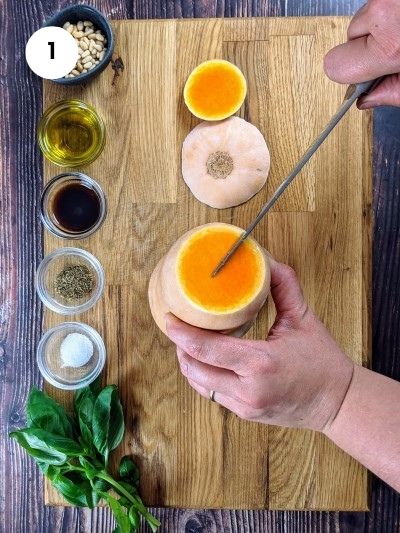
[148,222,271,336]
[184,59,247,121]
[182,117,270,208]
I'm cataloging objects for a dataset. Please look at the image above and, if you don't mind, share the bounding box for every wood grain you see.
[42,16,368,511]
[2,0,400,531]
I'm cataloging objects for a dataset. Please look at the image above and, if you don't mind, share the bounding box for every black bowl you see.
[43,4,114,85]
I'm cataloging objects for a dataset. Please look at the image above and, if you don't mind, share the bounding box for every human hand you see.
[324,0,400,108]
[165,259,354,432]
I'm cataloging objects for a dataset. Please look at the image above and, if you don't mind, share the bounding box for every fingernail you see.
[180,362,188,376]
[358,103,370,110]
[357,100,373,110]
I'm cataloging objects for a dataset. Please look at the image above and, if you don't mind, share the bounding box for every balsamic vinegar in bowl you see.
[41,172,107,239]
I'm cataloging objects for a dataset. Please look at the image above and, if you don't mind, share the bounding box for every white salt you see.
[60,333,94,368]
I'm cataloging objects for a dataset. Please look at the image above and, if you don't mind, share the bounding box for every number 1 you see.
[48,42,54,59]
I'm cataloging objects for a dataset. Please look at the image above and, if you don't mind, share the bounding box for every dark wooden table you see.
[2,1,400,531]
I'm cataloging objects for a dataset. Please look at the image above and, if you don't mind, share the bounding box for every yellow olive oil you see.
[38,100,105,167]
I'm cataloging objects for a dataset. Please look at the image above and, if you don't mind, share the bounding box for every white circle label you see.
[25,26,79,79]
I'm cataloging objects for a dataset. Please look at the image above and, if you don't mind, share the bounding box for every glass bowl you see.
[37,322,106,390]
[41,172,107,239]
[36,247,105,315]
[38,99,105,166]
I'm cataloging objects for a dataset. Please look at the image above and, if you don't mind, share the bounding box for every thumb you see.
[357,74,400,108]
[324,35,400,84]
[268,259,307,321]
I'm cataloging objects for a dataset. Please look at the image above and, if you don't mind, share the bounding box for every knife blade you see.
[212,77,383,277]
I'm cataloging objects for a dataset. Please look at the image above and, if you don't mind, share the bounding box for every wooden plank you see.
[42,16,369,510]
[224,35,316,212]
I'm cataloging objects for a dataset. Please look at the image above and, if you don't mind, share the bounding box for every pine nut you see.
[63,20,107,77]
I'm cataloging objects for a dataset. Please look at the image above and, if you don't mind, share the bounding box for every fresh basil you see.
[92,385,124,464]
[12,427,83,457]
[76,395,96,448]
[27,388,74,438]
[128,507,140,528]
[119,456,140,488]
[10,430,68,465]
[108,495,131,533]
[54,473,93,507]
[9,383,160,532]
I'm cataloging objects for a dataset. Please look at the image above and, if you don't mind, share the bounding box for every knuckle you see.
[281,264,297,282]
[187,340,205,359]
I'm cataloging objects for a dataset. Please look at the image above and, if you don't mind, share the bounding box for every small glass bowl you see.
[37,322,106,390]
[41,172,107,239]
[38,99,105,167]
[36,247,105,315]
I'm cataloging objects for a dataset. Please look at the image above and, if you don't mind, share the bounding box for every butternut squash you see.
[148,223,271,336]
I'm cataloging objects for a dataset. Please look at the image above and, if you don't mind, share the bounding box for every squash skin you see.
[181,117,271,209]
[148,223,271,336]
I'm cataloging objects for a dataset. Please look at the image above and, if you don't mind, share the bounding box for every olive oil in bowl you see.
[38,100,105,167]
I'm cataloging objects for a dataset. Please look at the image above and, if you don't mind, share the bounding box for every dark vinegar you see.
[52,183,101,233]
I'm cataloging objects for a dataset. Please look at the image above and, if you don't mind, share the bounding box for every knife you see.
[212,77,383,277]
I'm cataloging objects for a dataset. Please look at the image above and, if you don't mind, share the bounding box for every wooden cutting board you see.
[43,16,371,510]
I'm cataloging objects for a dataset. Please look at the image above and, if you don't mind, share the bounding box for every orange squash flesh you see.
[184,60,247,121]
[177,226,264,312]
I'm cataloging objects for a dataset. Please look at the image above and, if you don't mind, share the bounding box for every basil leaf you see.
[10,430,67,465]
[27,388,74,438]
[128,507,140,529]
[119,456,140,488]
[107,495,131,533]
[76,394,95,446]
[52,472,95,508]
[92,386,124,463]
[89,376,103,397]
[11,428,83,459]
[91,478,109,506]
[38,462,61,480]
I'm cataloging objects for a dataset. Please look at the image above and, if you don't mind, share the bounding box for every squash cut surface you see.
[177,226,265,313]
[184,60,247,121]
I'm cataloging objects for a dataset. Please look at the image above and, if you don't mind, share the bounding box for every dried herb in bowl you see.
[55,264,94,300]
[9,381,160,533]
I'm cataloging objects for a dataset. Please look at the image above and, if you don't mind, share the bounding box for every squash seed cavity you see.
[206,151,234,179]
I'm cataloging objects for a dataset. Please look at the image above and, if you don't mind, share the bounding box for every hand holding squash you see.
[165,258,354,432]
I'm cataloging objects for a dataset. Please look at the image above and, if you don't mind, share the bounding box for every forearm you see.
[324,365,400,492]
